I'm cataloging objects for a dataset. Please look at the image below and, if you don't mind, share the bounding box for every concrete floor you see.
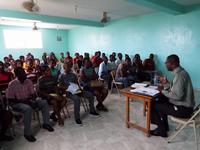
[0,93,199,150]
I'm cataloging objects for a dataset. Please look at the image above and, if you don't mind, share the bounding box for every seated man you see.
[143,53,156,81]
[49,60,60,79]
[6,67,54,142]
[143,53,155,71]
[115,53,124,66]
[150,54,195,137]
[58,62,100,125]
[80,58,108,111]
[108,54,117,71]
[92,51,103,68]
[98,56,112,89]
[115,57,137,88]
[132,54,144,81]
[73,52,80,64]
[3,57,10,71]
[37,66,65,126]
[64,51,73,63]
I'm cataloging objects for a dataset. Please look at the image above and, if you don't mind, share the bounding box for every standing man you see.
[150,54,195,137]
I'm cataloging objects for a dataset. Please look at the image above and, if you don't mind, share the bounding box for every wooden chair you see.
[110,70,123,95]
[168,88,200,150]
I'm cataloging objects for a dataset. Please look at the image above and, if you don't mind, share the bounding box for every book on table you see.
[130,87,159,96]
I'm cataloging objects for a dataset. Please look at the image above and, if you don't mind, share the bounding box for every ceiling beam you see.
[127,0,185,15]
[0,9,104,27]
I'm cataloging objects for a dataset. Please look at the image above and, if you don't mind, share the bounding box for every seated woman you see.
[37,66,65,126]
[80,58,108,111]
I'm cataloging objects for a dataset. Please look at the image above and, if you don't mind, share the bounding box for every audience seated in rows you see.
[0,51,157,143]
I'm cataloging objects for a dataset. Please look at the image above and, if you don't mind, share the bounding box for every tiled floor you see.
[1,93,199,150]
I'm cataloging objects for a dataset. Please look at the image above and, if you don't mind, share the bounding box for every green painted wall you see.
[68,10,200,88]
[0,25,68,60]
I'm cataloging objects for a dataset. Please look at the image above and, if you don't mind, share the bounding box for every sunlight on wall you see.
[3,30,43,49]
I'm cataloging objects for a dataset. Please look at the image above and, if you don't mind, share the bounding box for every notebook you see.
[66,82,82,94]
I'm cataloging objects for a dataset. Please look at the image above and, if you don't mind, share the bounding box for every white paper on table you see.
[130,87,159,96]
[148,85,158,90]
[131,83,148,88]
[66,82,81,94]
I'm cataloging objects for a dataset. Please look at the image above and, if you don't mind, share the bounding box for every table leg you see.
[146,100,151,136]
[143,102,147,116]
[126,96,130,128]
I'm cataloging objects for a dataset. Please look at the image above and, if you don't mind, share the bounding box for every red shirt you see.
[73,57,79,64]
[0,71,13,84]
[92,56,103,67]
[64,56,73,63]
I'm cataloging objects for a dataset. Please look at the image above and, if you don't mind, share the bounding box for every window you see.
[3,30,43,49]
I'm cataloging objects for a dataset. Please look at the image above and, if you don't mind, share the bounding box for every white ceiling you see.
[0,0,155,21]
[0,0,200,29]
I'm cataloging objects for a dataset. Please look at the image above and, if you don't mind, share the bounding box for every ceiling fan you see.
[100,11,111,23]
[22,0,40,12]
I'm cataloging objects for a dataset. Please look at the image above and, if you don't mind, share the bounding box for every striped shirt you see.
[6,79,35,100]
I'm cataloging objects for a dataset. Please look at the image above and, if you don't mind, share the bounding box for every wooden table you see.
[121,88,156,137]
